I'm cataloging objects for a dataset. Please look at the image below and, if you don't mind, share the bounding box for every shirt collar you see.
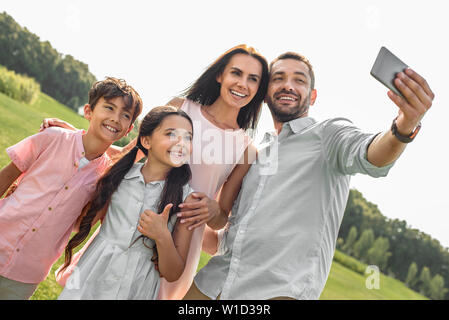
[285,116,317,134]
[76,129,110,165]
[124,162,165,187]
[262,116,317,143]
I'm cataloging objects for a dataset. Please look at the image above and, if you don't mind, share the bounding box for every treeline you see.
[0,12,96,110]
[337,189,449,299]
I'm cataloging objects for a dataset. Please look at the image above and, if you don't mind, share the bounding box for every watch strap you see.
[390,117,421,143]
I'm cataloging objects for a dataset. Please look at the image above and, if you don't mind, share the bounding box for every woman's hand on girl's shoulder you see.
[40,118,76,132]
[176,192,221,230]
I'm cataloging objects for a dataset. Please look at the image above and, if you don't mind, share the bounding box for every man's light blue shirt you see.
[194,116,394,299]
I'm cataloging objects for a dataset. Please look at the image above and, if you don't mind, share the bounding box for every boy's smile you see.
[82,96,135,160]
[87,96,134,142]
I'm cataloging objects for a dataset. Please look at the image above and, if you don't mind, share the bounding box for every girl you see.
[58,106,195,299]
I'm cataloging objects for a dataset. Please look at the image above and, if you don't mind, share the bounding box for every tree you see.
[342,226,358,256]
[429,274,448,300]
[0,12,96,110]
[366,236,391,270]
[405,262,419,288]
[419,266,432,297]
[353,228,374,262]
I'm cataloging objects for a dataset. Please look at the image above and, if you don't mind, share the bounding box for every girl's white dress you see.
[58,163,194,300]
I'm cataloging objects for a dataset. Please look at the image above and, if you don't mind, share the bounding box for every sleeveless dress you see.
[58,163,194,299]
[157,99,251,299]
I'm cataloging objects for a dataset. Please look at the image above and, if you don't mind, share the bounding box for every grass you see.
[0,91,89,168]
[1,91,426,300]
[320,252,427,300]
[198,250,427,300]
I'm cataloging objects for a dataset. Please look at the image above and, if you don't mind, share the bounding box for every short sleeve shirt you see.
[0,127,110,283]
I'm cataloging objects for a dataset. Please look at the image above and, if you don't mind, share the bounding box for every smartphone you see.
[370,46,408,98]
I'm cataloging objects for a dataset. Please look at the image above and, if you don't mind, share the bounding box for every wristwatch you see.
[390,117,421,143]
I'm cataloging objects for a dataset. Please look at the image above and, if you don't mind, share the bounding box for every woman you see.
[44,44,269,299]
[159,44,268,299]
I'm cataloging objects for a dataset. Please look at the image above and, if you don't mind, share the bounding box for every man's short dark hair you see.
[270,52,315,90]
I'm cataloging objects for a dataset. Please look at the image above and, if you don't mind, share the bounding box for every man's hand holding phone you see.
[371,47,434,137]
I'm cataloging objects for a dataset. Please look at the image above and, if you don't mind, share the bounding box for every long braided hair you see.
[59,106,192,273]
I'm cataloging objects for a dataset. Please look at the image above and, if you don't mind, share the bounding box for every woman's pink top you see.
[157,99,251,299]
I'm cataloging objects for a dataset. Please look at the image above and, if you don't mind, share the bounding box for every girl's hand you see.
[137,203,173,241]
[39,118,77,132]
[176,193,220,230]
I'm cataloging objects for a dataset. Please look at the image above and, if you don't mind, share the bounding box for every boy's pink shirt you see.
[0,127,110,284]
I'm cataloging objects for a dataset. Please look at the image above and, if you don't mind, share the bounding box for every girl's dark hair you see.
[59,106,193,274]
[184,44,269,131]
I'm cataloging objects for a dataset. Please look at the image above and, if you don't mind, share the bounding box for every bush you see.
[0,65,40,104]
[333,250,368,275]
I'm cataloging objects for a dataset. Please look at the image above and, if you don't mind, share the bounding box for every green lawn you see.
[0,91,89,167]
[198,250,427,300]
[1,91,426,300]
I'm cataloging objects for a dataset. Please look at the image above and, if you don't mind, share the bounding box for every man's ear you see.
[309,89,317,106]
[83,104,92,120]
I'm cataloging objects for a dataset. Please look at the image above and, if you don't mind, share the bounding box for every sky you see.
[2,0,449,247]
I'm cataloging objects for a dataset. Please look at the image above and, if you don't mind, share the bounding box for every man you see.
[182,51,434,299]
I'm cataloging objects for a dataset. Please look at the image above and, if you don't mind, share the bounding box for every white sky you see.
[2,0,448,247]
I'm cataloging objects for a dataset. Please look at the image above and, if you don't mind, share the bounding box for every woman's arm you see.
[177,143,257,230]
[0,162,22,198]
[166,97,185,109]
[40,118,76,132]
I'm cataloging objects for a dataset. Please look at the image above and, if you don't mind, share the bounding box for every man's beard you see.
[266,92,310,123]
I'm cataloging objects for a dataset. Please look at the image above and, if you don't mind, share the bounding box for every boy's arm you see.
[0,162,22,198]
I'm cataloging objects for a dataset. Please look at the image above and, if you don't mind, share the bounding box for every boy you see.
[0,77,142,299]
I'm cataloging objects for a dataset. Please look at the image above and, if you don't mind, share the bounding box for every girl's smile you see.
[143,115,193,171]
